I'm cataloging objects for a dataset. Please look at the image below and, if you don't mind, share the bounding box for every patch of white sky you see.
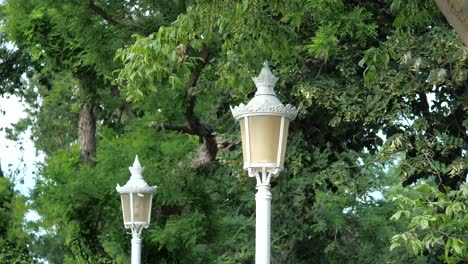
[0,39,43,222]
[0,95,43,222]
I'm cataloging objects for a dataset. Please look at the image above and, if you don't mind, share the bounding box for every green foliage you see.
[0,177,37,263]
[0,241,37,264]
[0,39,32,96]
[389,0,441,27]
[26,73,80,155]
[389,181,468,264]
[307,1,377,60]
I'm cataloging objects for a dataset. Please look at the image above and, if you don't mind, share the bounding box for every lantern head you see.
[231,62,298,174]
[116,156,157,228]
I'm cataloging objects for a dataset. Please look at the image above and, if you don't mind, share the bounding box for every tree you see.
[0,167,38,263]
[2,0,184,261]
[116,0,467,262]
[389,180,467,264]
[1,0,466,263]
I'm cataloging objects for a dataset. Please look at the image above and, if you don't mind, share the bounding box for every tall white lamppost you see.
[231,62,298,264]
[116,156,157,264]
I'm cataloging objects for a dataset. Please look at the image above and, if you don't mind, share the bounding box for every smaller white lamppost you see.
[116,155,157,264]
[231,61,298,264]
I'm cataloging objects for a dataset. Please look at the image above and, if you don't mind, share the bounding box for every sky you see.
[0,94,43,199]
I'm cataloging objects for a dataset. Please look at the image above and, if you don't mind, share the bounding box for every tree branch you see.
[150,121,236,152]
[185,46,210,134]
[87,0,119,26]
[216,137,237,151]
[278,238,296,263]
[87,0,143,32]
[149,46,217,168]
[149,121,215,135]
[184,46,218,166]
[150,122,194,134]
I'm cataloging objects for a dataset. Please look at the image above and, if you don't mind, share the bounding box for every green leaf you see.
[420,218,428,229]
[358,58,366,68]
[364,67,376,87]
[390,210,402,221]
[242,0,249,12]
[452,238,463,255]
[445,238,452,260]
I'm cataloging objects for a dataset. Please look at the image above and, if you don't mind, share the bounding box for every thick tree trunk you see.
[77,68,98,167]
[78,105,96,167]
[76,69,109,259]
[435,0,468,46]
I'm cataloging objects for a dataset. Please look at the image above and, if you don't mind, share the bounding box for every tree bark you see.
[77,68,98,167]
[78,105,96,167]
[435,0,468,46]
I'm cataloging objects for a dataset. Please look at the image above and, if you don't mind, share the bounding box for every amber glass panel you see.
[121,193,131,223]
[248,115,281,165]
[132,193,151,223]
[239,115,291,168]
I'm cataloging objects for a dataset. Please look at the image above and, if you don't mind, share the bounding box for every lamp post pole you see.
[117,156,157,264]
[231,62,298,264]
[255,169,272,263]
[131,225,143,264]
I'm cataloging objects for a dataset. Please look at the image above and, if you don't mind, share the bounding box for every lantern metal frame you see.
[116,155,157,264]
[231,61,298,264]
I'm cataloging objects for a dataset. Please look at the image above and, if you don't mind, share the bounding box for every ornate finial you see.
[129,155,144,177]
[117,154,157,195]
[252,61,279,96]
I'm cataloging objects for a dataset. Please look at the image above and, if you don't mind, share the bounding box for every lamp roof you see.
[231,61,298,120]
[116,155,157,194]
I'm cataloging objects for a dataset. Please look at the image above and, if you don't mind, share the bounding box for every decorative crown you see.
[129,155,144,177]
[252,61,279,89]
[116,155,157,194]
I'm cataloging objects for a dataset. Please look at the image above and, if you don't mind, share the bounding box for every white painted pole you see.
[131,231,142,264]
[231,62,297,264]
[255,179,272,264]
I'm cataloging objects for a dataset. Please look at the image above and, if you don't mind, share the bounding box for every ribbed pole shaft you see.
[131,232,142,264]
[255,183,272,264]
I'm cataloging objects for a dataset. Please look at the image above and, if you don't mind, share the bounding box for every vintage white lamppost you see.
[231,62,298,264]
[116,155,157,264]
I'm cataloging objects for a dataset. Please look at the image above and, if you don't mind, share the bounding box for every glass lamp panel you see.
[248,115,282,166]
[121,193,131,223]
[239,117,248,163]
[132,193,151,224]
[278,118,290,167]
